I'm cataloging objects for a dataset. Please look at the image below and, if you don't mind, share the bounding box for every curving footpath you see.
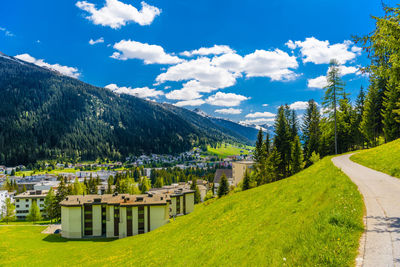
[332,154,400,267]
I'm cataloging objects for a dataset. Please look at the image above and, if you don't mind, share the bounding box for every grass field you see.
[0,157,364,266]
[351,138,400,178]
[206,143,252,158]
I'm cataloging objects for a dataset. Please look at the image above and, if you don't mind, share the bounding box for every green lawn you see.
[351,138,400,178]
[206,143,252,158]
[0,157,363,266]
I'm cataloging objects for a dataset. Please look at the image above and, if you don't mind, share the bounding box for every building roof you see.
[233,161,254,165]
[15,190,49,198]
[214,169,233,184]
[60,193,170,207]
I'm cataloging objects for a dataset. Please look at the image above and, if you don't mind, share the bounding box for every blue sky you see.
[1,0,395,125]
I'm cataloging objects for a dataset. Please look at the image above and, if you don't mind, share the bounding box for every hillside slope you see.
[350,138,400,178]
[0,157,364,266]
[0,53,245,165]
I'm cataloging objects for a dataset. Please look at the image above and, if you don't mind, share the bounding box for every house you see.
[232,161,254,186]
[60,190,195,239]
[0,190,9,218]
[33,181,60,191]
[213,169,233,194]
[14,190,49,219]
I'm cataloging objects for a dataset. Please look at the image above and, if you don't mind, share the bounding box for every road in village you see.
[332,154,400,267]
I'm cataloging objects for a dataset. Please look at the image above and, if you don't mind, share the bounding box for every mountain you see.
[193,108,273,144]
[0,53,247,165]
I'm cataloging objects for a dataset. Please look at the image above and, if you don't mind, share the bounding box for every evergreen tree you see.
[302,99,321,166]
[242,170,251,191]
[55,178,68,219]
[1,198,15,223]
[72,177,84,195]
[253,128,264,164]
[274,106,291,178]
[107,175,113,194]
[190,179,201,204]
[290,136,304,174]
[323,59,345,154]
[22,185,27,193]
[139,177,151,194]
[361,81,382,147]
[382,83,400,142]
[154,177,164,188]
[26,200,42,222]
[217,173,229,197]
[44,188,57,223]
[354,86,366,148]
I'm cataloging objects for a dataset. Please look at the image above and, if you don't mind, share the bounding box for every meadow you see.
[0,156,364,266]
[351,138,400,178]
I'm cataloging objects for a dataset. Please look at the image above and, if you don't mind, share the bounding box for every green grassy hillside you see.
[206,143,251,157]
[0,157,363,266]
[351,138,400,178]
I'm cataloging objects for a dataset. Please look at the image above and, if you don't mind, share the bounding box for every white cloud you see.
[262,104,269,107]
[338,65,359,76]
[289,101,308,110]
[89,37,104,45]
[174,99,205,107]
[245,111,275,118]
[288,37,360,64]
[111,40,182,64]
[211,53,244,73]
[206,92,249,107]
[180,45,235,57]
[156,57,237,89]
[242,49,298,80]
[0,27,14,37]
[215,108,242,115]
[105,83,163,98]
[240,118,275,125]
[76,0,161,29]
[165,80,216,100]
[307,75,327,89]
[15,53,80,78]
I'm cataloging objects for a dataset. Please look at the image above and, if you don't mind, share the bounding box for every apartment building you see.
[232,161,254,185]
[14,190,48,219]
[60,189,195,239]
[0,190,10,218]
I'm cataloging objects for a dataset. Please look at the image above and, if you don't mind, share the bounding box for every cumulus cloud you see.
[215,108,242,115]
[245,111,275,118]
[206,92,249,107]
[289,101,309,110]
[76,0,161,29]
[111,40,182,64]
[156,57,237,89]
[15,53,80,78]
[307,75,327,89]
[180,45,235,57]
[240,118,275,125]
[174,99,205,107]
[89,37,104,45]
[262,104,269,107]
[242,49,298,80]
[286,37,360,64]
[211,53,244,73]
[105,83,163,98]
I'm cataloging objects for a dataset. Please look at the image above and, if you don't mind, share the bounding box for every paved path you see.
[332,154,400,267]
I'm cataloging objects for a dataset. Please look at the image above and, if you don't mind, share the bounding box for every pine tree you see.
[190,179,201,204]
[1,198,15,223]
[55,177,68,219]
[354,86,366,148]
[154,177,164,188]
[274,106,291,178]
[22,185,27,193]
[302,99,321,166]
[217,173,229,197]
[323,59,345,154]
[26,200,42,222]
[382,83,400,142]
[140,177,151,194]
[107,175,113,194]
[290,136,304,174]
[361,81,382,147]
[72,177,84,195]
[242,170,251,191]
[253,128,264,164]
[44,188,57,223]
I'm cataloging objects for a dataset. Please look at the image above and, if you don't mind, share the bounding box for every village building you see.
[60,189,195,239]
[213,169,233,194]
[0,190,10,218]
[14,190,49,219]
[232,161,254,185]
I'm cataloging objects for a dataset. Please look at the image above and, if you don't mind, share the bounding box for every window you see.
[16,205,19,208]
[16,199,19,202]
[25,204,29,208]
[40,198,44,201]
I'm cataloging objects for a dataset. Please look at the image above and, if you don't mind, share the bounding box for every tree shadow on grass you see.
[43,234,117,243]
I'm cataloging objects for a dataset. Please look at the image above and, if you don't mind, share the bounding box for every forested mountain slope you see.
[0,53,245,165]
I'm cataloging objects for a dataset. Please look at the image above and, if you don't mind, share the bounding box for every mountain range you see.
[0,52,263,165]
